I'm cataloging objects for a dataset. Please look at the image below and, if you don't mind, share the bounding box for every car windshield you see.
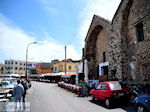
[109,82,122,90]
[2,82,11,86]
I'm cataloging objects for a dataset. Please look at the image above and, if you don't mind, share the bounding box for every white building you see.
[4,59,37,75]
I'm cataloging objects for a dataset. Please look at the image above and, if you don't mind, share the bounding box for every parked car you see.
[0,81,15,94]
[0,82,12,101]
[90,81,130,108]
[134,94,150,112]
[132,85,150,112]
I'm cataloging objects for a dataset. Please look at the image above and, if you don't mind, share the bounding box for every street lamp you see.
[25,42,37,78]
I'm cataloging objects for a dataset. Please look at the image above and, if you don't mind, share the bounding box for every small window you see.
[68,66,72,70]
[5,61,7,64]
[11,62,13,64]
[101,84,107,90]
[20,63,22,65]
[8,62,10,64]
[15,67,18,70]
[136,22,144,42]
[15,62,17,64]
[54,67,57,71]
[103,52,106,62]
[8,66,10,70]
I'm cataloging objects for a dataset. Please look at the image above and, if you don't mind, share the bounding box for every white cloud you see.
[0,13,81,62]
[38,0,58,15]
[77,0,121,47]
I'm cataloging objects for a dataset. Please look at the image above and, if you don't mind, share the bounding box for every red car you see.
[90,81,130,108]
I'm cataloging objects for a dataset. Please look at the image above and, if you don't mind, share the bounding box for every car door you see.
[99,83,108,100]
[93,84,102,98]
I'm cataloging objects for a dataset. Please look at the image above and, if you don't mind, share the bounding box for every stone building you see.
[84,0,150,83]
[109,0,150,83]
[84,15,111,81]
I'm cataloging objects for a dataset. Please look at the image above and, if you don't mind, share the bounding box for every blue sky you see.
[0,0,121,62]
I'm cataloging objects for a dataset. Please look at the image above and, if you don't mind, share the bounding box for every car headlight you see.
[145,99,150,103]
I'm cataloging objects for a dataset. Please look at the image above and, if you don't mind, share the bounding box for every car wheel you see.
[91,95,95,102]
[136,105,147,112]
[105,98,112,108]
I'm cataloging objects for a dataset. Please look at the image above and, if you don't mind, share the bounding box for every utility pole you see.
[25,42,37,79]
[82,48,85,81]
[65,45,67,74]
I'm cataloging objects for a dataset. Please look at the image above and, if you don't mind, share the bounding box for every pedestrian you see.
[13,80,24,111]
[21,80,28,110]
[21,80,28,102]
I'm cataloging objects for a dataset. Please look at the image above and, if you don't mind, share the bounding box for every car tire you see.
[91,95,95,102]
[105,98,112,109]
[136,105,147,112]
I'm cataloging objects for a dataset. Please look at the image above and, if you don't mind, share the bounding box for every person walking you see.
[21,80,28,110]
[13,80,24,111]
[21,80,28,102]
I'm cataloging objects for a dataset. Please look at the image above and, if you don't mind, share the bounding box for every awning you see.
[61,73,77,78]
[0,74,21,78]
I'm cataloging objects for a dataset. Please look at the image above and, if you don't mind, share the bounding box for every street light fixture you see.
[25,42,37,78]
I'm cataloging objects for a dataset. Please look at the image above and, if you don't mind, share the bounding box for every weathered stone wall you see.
[84,0,150,82]
[109,0,150,82]
[109,0,128,80]
[96,29,109,65]
[84,15,111,80]
[126,0,150,82]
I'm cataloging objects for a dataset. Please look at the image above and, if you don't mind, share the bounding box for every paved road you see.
[27,81,134,112]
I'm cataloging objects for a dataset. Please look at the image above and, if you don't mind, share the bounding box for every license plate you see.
[118,93,124,96]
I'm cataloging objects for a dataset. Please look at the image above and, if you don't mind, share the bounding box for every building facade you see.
[0,63,4,74]
[84,15,111,81]
[109,0,150,82]
[53,59,80,73]
[36,63,52,74]
[84,0,150,83]
[4,59,37,75]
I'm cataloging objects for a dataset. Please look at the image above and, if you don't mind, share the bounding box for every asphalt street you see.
[26,81,134,112]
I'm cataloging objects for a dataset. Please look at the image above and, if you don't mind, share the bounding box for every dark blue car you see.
[134,94,150,112]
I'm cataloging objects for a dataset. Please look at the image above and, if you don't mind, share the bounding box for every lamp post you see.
[25,42,37,78]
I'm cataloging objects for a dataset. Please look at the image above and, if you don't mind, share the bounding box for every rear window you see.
[109,82,122,90]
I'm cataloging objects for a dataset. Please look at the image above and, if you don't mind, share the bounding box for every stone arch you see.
[85,25,103,61]
[84,15,111,79]
[120,0,134,80]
